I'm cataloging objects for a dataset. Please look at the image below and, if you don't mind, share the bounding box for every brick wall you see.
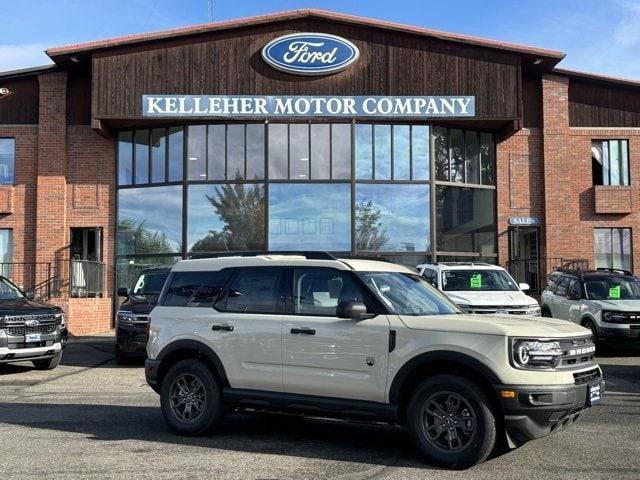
[0,72,115,335]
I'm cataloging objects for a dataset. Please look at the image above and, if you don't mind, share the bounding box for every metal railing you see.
[70,260,105,298]
[505,257,589,294]
[0,262,59,299]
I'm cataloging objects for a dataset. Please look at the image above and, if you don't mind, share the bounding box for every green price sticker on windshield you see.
[470,274,482,289]
[609,285,621,299]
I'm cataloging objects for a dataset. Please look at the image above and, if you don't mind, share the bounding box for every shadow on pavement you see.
[0,402,436,468]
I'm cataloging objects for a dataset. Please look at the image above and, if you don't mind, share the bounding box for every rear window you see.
[218,267,284,314]
[163,270,232,307]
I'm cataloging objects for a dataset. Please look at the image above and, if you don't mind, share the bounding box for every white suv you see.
[146,253,603,469]
[417,262,541,316]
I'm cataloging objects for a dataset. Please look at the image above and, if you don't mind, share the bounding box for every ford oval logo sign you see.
[262,32,359,76]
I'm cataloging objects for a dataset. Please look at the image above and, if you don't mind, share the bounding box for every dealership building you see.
[1,9,639,334]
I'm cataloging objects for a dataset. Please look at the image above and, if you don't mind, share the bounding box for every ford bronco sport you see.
[0,275,67,369]
[145,253,604,469]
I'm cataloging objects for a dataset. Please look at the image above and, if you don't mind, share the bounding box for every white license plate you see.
[588,383,602,406]
[25,333,42,343]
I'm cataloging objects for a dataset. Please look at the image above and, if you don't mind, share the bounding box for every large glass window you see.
[0,229,12,265]
[188,183,265,253]
[592,140,629,186]
[436,186,496,255]
[0,138,14,185]
[594,228,632,271]
[117,186,182,255]
[269,183,351,251]
[355,184,430,252]
[116,123,494,264]
[293,268,367,316]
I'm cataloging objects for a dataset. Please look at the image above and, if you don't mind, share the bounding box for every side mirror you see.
[336,301,374,320]
[117,287,130,298]
[24,291,35,300]
[519,283,530,292]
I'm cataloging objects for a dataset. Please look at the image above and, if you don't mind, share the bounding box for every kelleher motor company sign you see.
[142,95,475,117]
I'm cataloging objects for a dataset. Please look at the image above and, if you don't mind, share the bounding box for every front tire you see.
[583,320,601,348]
[160,358,224,436]
[32,352,62,370]
[406,374,496,469]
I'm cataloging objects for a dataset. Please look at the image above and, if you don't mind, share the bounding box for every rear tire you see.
[541,307,552,317]
[160,358,224,436]
[32,352,62,370]
[406,374,496,469]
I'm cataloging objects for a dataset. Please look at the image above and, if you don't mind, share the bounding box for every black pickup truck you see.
[0,276,67,370]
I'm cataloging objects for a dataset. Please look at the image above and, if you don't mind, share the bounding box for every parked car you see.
[115,267,170,364]
[416,262,541,316]
[541,268,640,345]
[0,275,67,370]
[145,253,602,469]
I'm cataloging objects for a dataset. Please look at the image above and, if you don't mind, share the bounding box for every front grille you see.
[558,337,597,369]
[469,305,533,315]
[5,324,56,336]
[573,367,601,385]
[1,314,58,337]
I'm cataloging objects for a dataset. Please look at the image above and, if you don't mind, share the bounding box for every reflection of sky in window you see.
[375,125,391,180]
[269,183,351,251]
[188,185,226,250]
[412,126,429,180]
[355,124,373,179]
[356,184,430,252]
[393,125,410,180]
[118,186,182,252]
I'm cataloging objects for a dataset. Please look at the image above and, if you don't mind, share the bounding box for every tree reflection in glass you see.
[189,184,265,252]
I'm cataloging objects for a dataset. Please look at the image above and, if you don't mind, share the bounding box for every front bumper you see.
[145,358,161,393]
[597,325,640,340]
[115,323,149,357]
[0,342,63,363]
[496,379,605,444]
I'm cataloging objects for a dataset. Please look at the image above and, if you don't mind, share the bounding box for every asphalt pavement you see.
[0,335,639,480]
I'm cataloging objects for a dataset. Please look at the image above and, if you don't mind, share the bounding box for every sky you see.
[1,0,640,79]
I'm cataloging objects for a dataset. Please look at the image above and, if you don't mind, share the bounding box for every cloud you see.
[0,44,52,71]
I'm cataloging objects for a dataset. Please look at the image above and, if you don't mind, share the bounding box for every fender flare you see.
[388,350,502,405]
[156,339,230,387]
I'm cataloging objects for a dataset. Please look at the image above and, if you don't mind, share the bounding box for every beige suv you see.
[145,253,604,469]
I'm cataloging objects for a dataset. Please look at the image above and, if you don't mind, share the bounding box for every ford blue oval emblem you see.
[262,32,360,76]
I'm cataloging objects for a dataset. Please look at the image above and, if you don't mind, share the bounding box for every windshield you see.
[356,272,460,316]
[133,272,168,296]
[584,277,640,300]
[442,269,519,292]
[0,277,25,300]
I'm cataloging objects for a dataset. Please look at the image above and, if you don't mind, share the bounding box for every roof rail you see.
[187,251,338,260]
[595,267,634,276]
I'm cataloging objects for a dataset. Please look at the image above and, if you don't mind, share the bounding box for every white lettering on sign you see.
[142,95,476,117]
[282,41,338,65]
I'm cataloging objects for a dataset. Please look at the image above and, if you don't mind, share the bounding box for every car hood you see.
[399,313,589,337]
[0,298,60,314]
[444,290,538,306]
[589,299,640,311]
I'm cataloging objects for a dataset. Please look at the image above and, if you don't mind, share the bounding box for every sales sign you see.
[142,95,475,118]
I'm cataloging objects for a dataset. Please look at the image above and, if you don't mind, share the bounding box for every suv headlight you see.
[55,312,65,328]
[511,339,563,369]
[116,311,136,326]
[602,311,628,323]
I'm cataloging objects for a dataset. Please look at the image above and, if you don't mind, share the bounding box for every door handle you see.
[290,327,316,335]
[211,324,234,332]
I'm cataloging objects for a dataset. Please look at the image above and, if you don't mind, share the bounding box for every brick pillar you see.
[541,74,572,261]
[36,72,68,288]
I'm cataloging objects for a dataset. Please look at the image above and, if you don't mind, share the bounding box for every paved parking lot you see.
[1,336,639,480]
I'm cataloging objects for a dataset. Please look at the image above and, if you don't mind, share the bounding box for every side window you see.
[422,268,438,287]
[568,279,581,299]
[221,267,283,314]
[293,268,367,316]
[547,273,559,292]
[163,270,232,307]
[555,276,569,296]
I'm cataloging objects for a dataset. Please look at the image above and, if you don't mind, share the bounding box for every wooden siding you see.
[91,19,522,123]
[569,79,640,127]
[522,73,542,128]
[0,76,39,124]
